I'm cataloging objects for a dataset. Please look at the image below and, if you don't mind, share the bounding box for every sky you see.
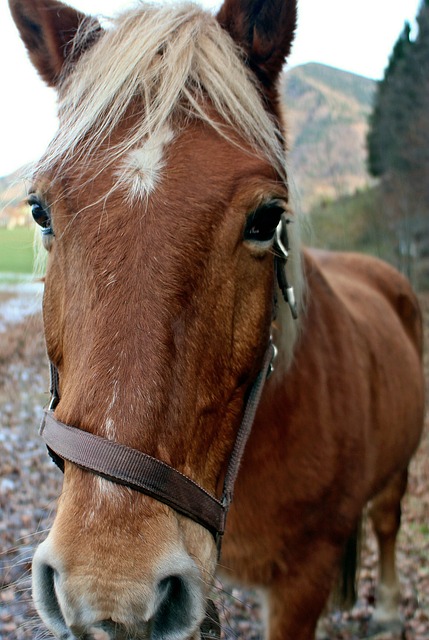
[0,0,423,177]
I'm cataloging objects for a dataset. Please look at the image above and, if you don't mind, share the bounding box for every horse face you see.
[10,0,296,637]
[32,117,283,638]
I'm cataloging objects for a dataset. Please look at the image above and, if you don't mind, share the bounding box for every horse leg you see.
[368,468,408,632]
[265,541,343,640]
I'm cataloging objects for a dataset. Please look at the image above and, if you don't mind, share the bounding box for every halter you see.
[39,217,296,552]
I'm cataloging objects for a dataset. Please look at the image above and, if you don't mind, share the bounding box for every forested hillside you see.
[282,63,375,211]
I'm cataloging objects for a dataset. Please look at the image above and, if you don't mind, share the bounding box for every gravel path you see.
[1,293,428,640]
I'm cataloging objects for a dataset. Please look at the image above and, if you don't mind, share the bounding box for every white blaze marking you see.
[118,126,174,200]
[103,381,118,439]
[86,476,123,523]
[104,417,116,440]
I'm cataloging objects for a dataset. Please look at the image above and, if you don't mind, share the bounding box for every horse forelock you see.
[37,2,286,181]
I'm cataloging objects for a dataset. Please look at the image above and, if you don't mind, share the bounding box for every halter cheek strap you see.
[40,342,276,551]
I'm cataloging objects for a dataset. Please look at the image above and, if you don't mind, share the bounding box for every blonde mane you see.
[38,2,286,178]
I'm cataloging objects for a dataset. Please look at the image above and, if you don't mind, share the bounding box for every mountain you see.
[0,63,377,222]
[282,63,377,212]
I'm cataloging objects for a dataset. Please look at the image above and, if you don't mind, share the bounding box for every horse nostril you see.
[152,575,199,640]
[32,558,72,639]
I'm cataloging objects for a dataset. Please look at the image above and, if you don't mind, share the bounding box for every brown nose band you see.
[40,342,276,551]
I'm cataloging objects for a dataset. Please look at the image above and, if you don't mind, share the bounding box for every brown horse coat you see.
[9,0,425,638]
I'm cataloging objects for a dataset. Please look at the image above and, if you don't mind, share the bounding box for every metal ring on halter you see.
[274,217,298,320]
[274,220,289,259]
[267,341,278,378]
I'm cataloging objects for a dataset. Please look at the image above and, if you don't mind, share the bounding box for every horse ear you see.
[9,0,101,87]
[217,0,297,90]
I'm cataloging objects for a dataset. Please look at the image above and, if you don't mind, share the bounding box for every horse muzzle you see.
[32,536,219,640]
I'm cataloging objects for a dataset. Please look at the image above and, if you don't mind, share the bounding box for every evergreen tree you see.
[367,23,412,177]
[366,0,429,284]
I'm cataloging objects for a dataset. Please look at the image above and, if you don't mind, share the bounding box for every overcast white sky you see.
[0,0,422,177]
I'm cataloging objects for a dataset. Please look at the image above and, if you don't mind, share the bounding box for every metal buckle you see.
[267,340,278,378]
[48,395,59,411]
[274,219,298,320]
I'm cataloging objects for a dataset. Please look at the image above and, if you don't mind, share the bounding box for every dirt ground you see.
[0,295,428,640]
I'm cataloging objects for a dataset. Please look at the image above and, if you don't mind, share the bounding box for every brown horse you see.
[10,0,425,638]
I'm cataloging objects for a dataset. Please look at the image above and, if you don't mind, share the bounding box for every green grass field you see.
[0,227,34,274]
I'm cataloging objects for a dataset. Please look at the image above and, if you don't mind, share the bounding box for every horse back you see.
[307,248,424,360]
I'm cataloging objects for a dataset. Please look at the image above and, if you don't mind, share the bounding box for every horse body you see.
[224,252,423,572]
[9,0,425,638]
[222,250,424,637]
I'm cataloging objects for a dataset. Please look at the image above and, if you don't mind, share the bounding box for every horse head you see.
[10,0,300,638]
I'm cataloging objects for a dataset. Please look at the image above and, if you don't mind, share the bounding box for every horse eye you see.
[244,203,284,244]
[28,194,51,229]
